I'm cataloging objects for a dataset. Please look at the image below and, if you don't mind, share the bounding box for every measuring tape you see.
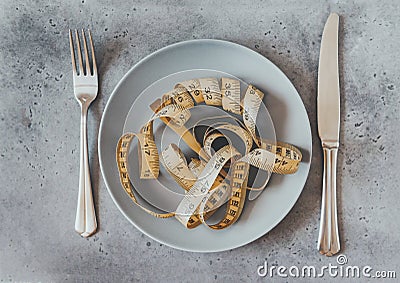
[116,77,302,230]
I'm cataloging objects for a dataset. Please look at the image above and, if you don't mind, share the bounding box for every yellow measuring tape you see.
[116,77,302,230]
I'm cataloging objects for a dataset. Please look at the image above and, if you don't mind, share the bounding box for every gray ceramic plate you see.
[98,39,312,252]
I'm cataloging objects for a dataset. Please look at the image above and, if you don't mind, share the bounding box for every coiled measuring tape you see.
[116,77,302,230]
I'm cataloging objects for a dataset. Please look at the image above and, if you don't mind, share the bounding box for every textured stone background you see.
[0,0,399,282]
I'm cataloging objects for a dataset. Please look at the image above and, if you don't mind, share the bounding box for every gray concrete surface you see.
[1,0,399,282]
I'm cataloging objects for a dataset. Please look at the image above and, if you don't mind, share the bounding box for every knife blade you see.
[318,13,340,144]
[317,13,341,256]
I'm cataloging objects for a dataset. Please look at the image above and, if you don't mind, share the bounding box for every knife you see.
[317,13,341,256]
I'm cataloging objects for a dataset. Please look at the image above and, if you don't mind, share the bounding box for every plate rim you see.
[98,39,312,252]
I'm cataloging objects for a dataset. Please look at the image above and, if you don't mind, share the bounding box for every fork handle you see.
[75,102,97,237]
[317,146,340,256]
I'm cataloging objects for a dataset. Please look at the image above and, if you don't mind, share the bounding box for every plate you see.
[99,39,312,252]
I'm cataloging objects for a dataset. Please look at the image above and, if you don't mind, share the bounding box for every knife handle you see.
[317,146,340,256]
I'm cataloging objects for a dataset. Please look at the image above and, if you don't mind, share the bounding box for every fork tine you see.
[74,29,84,76]
[69,29,77,74]
[88,30,97,75]
[81,29,91,76]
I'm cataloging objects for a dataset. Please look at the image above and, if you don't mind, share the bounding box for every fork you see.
[69,29,98,237]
